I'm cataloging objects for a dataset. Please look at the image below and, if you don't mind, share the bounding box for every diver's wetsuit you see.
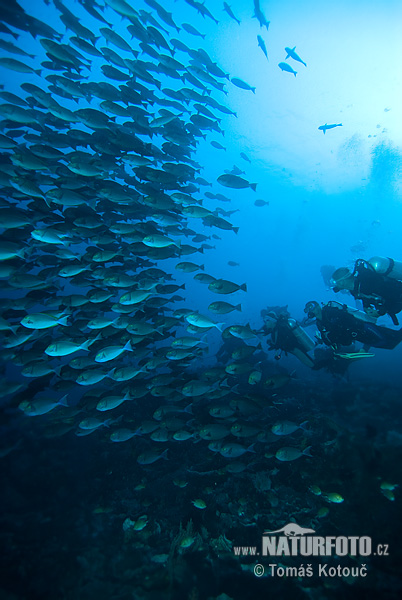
[349,260,402,325]
[317,303,402,350]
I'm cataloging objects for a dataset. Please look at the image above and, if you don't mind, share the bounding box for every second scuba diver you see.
[304,300,402,352]
[331,256,402,325]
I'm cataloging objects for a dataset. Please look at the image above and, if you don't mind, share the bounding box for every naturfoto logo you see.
[262,522,374,557]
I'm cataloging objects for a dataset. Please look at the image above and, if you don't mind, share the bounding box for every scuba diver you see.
[331,256,402,325]
[304,300,402,351]
[262,311,316,368]
[261,305,290,322]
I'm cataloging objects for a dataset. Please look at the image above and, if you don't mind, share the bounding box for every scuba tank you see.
[368,256,402,281]
[326,301,377,323]
[287,318,316,351]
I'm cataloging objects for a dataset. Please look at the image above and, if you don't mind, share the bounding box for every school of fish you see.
[0,0,354,528]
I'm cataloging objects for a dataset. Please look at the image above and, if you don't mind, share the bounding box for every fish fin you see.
[58,394,69,407]
[89,333,102,346]
[80,339,92,351]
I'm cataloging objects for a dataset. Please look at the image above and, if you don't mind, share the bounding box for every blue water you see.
[1,1,402,598]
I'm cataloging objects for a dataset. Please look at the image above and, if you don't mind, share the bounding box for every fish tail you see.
[250,183,257,192]
[235,304,242,311]
[58,394,70,407]
[81,339,92,351]
[240,283,247,292]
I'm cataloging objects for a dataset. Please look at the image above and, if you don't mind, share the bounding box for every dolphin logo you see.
[264,523,316,537]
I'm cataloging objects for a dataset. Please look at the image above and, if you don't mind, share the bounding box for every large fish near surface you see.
[257,35,268,60]
[318,123,343,134]
[231,77,256,93]
[278,62,297,77]
[253,0,270,30]
[285,46,307,67]
[223,2,241,25]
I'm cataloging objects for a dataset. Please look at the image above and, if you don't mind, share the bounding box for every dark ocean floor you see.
[1,377,402,600]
